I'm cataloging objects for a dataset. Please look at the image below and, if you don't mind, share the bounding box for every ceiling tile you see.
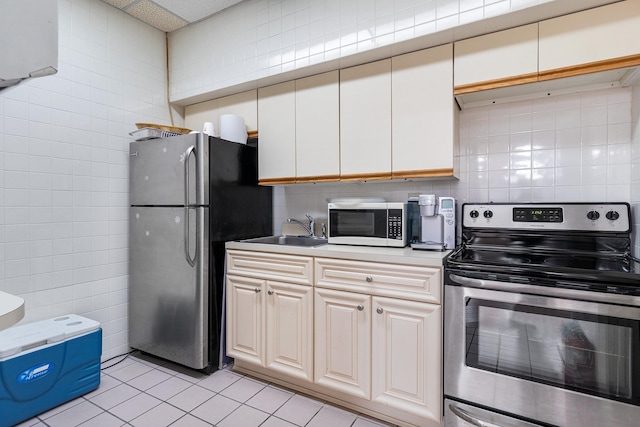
[126,0,189,32]
[103,0,136,9]
[152,0,244,23]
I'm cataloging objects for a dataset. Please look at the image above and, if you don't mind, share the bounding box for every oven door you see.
[445,273,640,427]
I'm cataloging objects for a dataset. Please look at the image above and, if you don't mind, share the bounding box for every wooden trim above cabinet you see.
[259,177,297,185]
[392,168,455,179]
[339,172,393,182]
[453,72,538,95]
[296,174,341,183]
[538,54,640,82]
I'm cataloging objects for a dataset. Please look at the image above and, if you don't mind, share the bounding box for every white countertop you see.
[226,239,450,268]
[0,291,25,331]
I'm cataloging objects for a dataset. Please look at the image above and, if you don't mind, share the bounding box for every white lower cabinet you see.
[314,288,442,423]
[226,249,443,427]
[265,280,313,381]
[314,288,371,399]
[226,250,314,382]
[226,275,313,381]
[226,275,264,365]
[371,296,442,422]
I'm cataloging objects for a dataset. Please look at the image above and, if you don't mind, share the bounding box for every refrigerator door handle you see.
[184,145,198,267]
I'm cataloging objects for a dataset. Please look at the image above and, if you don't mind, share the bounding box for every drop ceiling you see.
[102,0,244,32]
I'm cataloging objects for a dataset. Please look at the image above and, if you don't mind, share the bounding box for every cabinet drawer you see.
[315,258,441,304]
[227,250,313,286]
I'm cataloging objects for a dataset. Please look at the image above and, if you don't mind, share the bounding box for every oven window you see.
[329,209,387,238]
[465,299,640,404]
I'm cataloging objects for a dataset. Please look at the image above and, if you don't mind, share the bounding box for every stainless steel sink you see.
[241,235,328,247]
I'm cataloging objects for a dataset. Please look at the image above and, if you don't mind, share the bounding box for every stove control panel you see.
[463,203,630,232]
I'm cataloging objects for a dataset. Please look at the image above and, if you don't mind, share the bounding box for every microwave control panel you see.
[388,209,404,240]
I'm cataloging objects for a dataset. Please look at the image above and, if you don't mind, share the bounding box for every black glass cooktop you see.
[447,247,640,290]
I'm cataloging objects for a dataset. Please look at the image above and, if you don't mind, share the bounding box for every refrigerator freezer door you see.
[129,206,209,369]
[130,133,208,206]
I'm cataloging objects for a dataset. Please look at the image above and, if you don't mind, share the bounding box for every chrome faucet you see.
[287,214,315,237]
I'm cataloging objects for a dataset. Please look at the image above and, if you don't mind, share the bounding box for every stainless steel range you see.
[444,202,640,427]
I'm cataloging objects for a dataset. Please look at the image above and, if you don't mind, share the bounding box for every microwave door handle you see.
[184,145,197,267]
[449,403,504,427]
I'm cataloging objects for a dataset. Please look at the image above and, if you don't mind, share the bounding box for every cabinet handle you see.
[376,307,383,314]
[267,290,274,295]
[254,288,261,293]
[365,276,373,282]
[357,304,364,311]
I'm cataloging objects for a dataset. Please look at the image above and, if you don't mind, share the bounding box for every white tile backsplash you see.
[0,0,170,360]
[273,87,635,244]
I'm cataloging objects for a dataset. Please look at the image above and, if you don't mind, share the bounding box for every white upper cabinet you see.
[340,59,392,181]
[258,81,296,184]
[295,71,340,182]
[454,24,538,94]
[539,1,640,79]
[392,44,458,179]
[184,90,257,134]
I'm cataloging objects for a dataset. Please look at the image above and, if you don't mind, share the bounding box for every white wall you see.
[0,0,170,360]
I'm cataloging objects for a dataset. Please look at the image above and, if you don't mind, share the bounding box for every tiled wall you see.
[0,0,169,359]
[169,0,587,103]
[275,87,634,252]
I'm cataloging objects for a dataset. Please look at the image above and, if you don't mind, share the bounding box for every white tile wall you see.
[169,0,574,103]
[0,0,170,360]
[275,87,634,252]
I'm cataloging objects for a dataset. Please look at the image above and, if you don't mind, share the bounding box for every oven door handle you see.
[449,403,504,427]
[448,273,640,307]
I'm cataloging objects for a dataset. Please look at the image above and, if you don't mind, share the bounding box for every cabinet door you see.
[265,281,314,382]
[371,297,442,423]
[258,81,296,184]
[539,1,640,80]
[454,24,538,94]
[392,44,458,179]
[340,59,391,181]
[296,71,340,182]
[226,275,265,366]
[314,288,371,399]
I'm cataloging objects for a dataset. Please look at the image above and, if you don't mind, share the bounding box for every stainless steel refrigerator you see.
[129,133,272,372]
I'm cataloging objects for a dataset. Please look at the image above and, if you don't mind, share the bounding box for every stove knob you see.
[606,210,620,221]
[483,210,493,219]
[586,210,600,220]
[470,210,479,218]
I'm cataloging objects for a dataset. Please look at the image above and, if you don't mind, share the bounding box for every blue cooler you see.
[0,315,101,427]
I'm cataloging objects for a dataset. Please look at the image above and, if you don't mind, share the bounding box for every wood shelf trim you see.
[392,169,455,179]
[538,54,640,81]
[454,72,538,95]
[259,177,297,185]
[339,172,393,182]
[296,174,341,183]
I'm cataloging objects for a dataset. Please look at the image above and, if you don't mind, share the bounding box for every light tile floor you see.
[16,352,397,427]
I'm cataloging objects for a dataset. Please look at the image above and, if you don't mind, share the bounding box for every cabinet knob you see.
[267,289,274,295]
[357,304,364,311]
[376,307,383,314]
[254,288,261,293]
[365,276,373,283]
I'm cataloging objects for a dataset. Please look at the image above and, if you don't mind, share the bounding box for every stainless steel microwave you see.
[327,202,407,247]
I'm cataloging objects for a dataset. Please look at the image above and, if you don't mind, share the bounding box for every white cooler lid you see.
[0,314,100,360]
